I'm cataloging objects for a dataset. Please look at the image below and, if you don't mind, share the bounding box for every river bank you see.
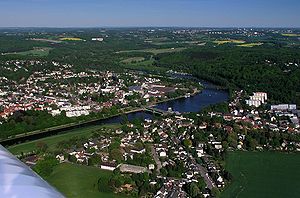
[1,81,228,147]
[0,89,202,146]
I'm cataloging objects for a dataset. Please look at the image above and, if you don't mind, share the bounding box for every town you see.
[0,59,201,139]
[12,75,300,197]
[0,26,300,198]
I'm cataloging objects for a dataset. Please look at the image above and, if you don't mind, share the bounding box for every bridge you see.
[144,107,173,116]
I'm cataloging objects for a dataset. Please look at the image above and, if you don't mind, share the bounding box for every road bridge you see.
[144,107,173,116]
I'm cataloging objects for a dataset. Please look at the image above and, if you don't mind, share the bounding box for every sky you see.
[0,0,299,28]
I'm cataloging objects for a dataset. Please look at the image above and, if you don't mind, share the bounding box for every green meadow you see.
[47,163,128,198]
[221,151,300,198]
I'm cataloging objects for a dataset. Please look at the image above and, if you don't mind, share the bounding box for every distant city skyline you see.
[0,0,299,28]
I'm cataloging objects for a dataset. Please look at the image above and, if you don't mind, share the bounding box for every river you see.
[155,80,228,113]
[2,80,229,146]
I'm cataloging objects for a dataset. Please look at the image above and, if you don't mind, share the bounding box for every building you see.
[246,92,268,107]
[100,162,117,171]
[253,92,267,101]
[119,164,147,174]
[92,38,104,41]
[271,104,297,111]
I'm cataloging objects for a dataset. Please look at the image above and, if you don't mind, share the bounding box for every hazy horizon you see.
[0,26,300,29]
[0,0,300,28]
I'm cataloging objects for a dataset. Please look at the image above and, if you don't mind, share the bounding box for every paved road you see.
[150,145,162,174]
[196,163,215,190]
[190,157,215,190]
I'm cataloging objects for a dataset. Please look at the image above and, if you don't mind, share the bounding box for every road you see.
[190,157,215,190]
[150,145,162,174]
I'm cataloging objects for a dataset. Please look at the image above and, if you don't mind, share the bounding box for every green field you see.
[281,33,300,37]
[221,151,300,198]
[3,47,52,57]
[120,57,145,64]
[8,124,120,155]
[123,56,167,72]
[59,37,83,41]
[151,40,205,46]
[237,43,263,47]
[116,47,187,55]
[47,163,128,198]
[213,40,245,45]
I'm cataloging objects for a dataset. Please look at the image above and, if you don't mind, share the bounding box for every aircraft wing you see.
[0,145,65,198]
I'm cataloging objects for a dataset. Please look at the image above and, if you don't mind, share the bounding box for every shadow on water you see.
[155,80,229,112]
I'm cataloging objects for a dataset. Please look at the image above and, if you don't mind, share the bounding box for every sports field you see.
[47,163,128,198]
[221,151,300,198]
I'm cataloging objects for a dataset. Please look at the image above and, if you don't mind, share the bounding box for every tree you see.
[109,138,121,150]
[224,170,233,181]
[68,155,77,163]
[0,105,4,112]
[88,154,101,166]
[36,141,48,153]
[110,149,123,163]
[185,182,201,198]
[227,133,238,148]
[248,138,258,150]
[33,156,58,178]
[183,139,193,148]
[197,177,206,192]
[222,141,229,150]
[211,187,220,198]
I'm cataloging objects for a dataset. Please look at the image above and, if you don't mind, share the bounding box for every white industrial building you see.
[246,92,268,107]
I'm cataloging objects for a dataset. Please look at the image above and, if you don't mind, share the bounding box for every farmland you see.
[221,151,300,198]
[47,163,128,198]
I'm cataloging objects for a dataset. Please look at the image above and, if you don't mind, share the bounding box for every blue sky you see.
[0,0,299,27]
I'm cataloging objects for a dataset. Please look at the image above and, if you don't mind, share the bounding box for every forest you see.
[1,28,300,106]
[155,46,300,105]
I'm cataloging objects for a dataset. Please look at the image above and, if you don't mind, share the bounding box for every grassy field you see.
[31,38,62,43]
[151,40,205,46]
[123,56,167,72]
[116,47,187,55]
[3,47,52,57]
[237,43,263,47]
[281,33,300,37]
[8,124,120,155]
[60,37,83,41]
[47,163,128,198]
[221,151,300,198]
[213,40,245,45]
[120,57,145,64]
